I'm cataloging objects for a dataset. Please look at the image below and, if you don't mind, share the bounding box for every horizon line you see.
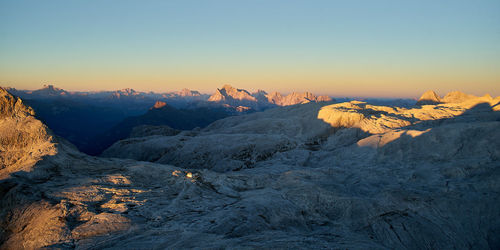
[4,83,498,100]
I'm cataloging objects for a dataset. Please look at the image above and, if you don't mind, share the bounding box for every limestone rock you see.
[2,89,500,249]
[416,90,441,105]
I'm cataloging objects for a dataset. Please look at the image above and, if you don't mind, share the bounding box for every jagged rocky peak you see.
[266,91,283,99]
[251,89,269,102]
[152,100,168,109]
[208,85,333,109]
[286,92,316,104]
[207,89,225,102]
[0,87,35,119]
[209,84,257,102]
[0,88,56,178]
[267,91,332,106]
[417,90,441,105]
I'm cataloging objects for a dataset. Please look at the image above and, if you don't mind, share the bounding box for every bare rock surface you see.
[416,90,441,105]
[2,88,500,249]
[0,88,57,179]
[208,84,333,110]
[102,103,334,171]
[129,125,180,138]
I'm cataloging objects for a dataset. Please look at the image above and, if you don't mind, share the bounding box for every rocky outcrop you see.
[0,88,199,248]
[0,88,35,119]
[267,91,332,106]
[208,84,258,105]
[0,88,57,179]
[152,100,168,109]
[416,90,492,106]
[416,90,441,105]
[441,90,478,103]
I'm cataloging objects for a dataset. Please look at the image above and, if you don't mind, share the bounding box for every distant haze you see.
[1,0,499,98]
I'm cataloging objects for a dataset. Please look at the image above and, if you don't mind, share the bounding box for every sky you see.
[0,0,499,98]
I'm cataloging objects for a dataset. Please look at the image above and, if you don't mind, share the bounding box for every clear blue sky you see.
[1,0,499,97]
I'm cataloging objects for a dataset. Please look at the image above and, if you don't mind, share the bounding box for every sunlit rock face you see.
[208,84,333,110]
[416,90,495,106]
[267,91,332,106]
[2,89,500,249]
[151,100,168,109]
[208,84,258,103]
[416,90,441,105]
[0,88,57,179]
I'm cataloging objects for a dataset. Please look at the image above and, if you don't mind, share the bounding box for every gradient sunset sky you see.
[1,0,499,97]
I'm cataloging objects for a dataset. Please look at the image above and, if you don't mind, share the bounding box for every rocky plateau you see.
[1,87,499,249]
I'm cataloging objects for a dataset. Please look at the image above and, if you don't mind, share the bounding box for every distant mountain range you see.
[4,83,419,156]
[8,84,333,110]
[207,84,333,110]
[3,84,335,155]
[7,85,209,111]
